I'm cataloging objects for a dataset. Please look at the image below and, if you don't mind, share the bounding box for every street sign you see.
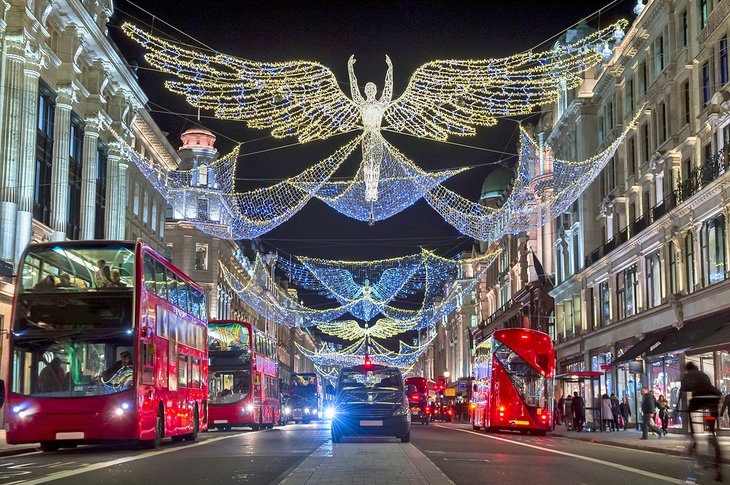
[600,364,612,370]
[445,388,456,397]
[457,381,467,391]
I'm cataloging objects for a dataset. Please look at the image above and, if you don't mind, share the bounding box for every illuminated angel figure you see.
[348,55,393,203]
[124,21,626,203]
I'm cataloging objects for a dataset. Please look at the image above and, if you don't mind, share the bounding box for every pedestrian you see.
[610,393,621,431]
[640,387,662,440]
[720,393,730,429]
[619,396,631,431]
[601,393,614,431]
[571,392,585,432]
[656,394,669,435]
[564,395,574,430]
[557,395,565,425]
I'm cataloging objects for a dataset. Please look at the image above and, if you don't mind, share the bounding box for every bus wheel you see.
[185,406,199,442]
[145,405,165,449]
[40,441,59,452]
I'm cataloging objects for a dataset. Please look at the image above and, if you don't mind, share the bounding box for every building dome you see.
[480,167,514,201]
[180,127,216,150]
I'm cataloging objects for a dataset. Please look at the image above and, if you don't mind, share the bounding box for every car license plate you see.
[359,420,383,427]
[514,420,530,426]
[411,407,420,412]
[56,432,84,440]
[213,420,229,424]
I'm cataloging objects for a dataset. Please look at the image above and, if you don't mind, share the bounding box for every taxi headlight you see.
[325,407,336,419]
[304,407,310,414]
[284,407,291,414]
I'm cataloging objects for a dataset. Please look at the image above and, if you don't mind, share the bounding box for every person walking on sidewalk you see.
[610,393,621,431]
[619,396,631,430]
[601,393,614,431]
[572,392,585,432]
[640,387,662,440]
[657,394,669,435]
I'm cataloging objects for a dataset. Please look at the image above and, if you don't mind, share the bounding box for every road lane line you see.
[433,425,685,484]
[15,433,250,484]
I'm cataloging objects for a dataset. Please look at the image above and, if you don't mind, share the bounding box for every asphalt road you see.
[0,421,725,484]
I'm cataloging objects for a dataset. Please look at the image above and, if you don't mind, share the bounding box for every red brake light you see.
[447,409,453,415]
[364,356,372,367]
[499,406,505,412]
[425,407,431,414]
[410,393,420,401]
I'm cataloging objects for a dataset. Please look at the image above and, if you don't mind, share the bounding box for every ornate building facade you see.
[543,0,730,430]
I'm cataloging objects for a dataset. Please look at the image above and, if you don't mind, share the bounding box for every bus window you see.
[154,260,167,299]
[178,353,189,388]
[156,307,168,338]
[143,254,156,294]
[141,343,155,385]
[190,358,201,389]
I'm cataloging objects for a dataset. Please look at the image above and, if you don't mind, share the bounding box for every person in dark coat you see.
[571,392,585,432]
[619,396,631,430]
[557,395,565,425]
[640,387,662,439]
[610,393,621,431]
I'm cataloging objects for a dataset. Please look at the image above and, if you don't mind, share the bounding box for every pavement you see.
[552,423,730,461]
[0,429,38,456]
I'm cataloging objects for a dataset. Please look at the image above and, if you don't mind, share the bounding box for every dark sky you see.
[109,0,636,344]
[110,0,634,261]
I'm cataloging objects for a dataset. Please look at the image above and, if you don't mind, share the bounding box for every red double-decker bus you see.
[6,240,208,451]
[471,328,555,435]
[208,320,279,430]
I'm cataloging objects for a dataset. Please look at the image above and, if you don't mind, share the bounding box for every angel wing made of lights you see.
[316,319,418,341]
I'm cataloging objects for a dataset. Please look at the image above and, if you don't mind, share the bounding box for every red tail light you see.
[425,407,431,414]
[411,394,421,401]
[447,409,453,415]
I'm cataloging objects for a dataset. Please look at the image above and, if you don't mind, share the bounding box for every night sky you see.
[109,0,635,333]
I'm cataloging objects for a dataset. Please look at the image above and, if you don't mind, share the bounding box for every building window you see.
[699,0,708,30]
[151,204,158,233]
[564,299,573,339]
[627,137,636,177]
[617,265,638,320]
[681,10,688,47]
[625,79,634,113]
[67,115,84,240]
[654,35,665,76]
[639,61,647,96]
[194,243,208,271]
[658,102,668,144]
[165,243,173,262]
[95,143,107,239]
[641,123,650,165]
[668,241,678,295]
[685,232,696,293]
[598,281,610,327]
[702,62,711,106]
[646,251,663,309]
[34,83,55,226]
[682,81,691,126]
[720,36,728,87]
[133,182,140,215]
[701,214,727,286]
[142,191,149,223]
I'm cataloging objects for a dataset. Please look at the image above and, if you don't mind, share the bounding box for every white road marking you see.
[433,425,685,484]
[13,433,250,484]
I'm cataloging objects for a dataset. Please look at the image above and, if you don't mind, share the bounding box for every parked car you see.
[331,363,411,443]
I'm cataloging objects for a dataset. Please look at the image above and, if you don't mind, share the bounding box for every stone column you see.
[104,143,121,239]
[79,117,100,239]
[15,47,43,261]
[49,86,75,241]
[117,156,130,239]
[0,36,26,262]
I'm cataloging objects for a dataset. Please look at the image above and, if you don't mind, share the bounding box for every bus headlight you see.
[246,404,255,413]
[325,407,336,419]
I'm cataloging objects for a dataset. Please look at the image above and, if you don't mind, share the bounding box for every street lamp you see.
[444,371,450,380]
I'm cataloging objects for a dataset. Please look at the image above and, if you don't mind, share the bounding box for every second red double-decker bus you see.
[208,320,279,430]
[6,240,208,451]
[471,328,555,435]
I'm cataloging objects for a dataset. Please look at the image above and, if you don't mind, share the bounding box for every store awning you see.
[644,315,728,358]
[612,328,675,365]
[555,371,602,381]
[685,324,730,356]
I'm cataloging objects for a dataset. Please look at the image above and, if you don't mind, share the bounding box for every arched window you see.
[701,215,727,286]
[684,232,696,293]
